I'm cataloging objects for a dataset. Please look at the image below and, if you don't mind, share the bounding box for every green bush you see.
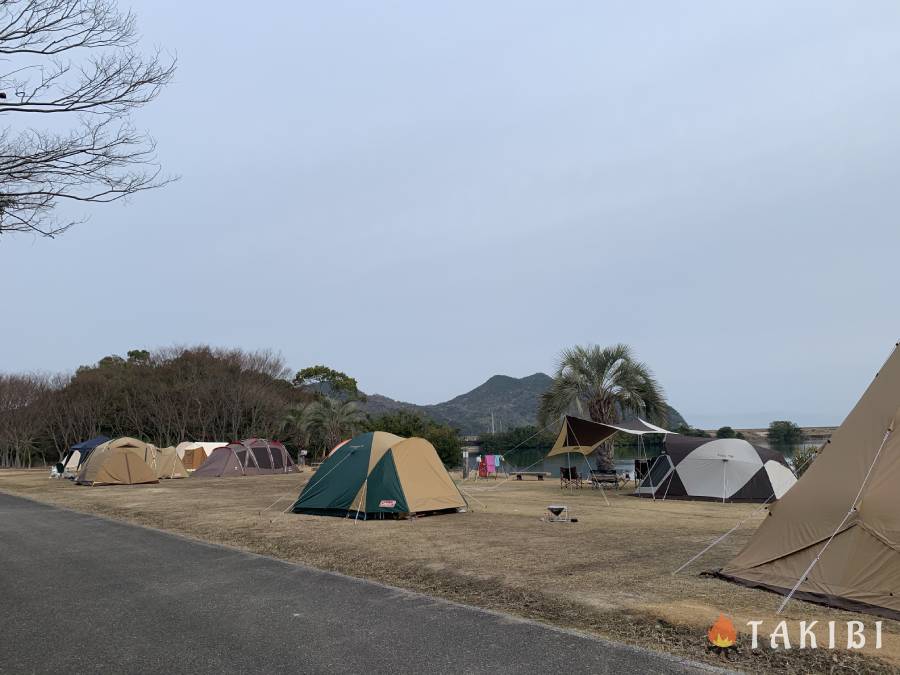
[366,411,461,468]
[768,420,803,446]
[674,424,709,438]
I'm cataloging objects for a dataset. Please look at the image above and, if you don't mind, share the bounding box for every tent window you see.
[252,447,272,469]
[236,449,249,467]
[271,449,284,469]
[644,455,673,488]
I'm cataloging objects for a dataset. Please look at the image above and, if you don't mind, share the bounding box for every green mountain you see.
[359,373,687,435]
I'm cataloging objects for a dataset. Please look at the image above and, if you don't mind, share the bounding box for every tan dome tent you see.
[175,442,227,471]
[59,436,110,476]
[154,446,189,479]
[192,438,298,477]
[719,343,900,619]
[291,432,466,519]
[75,437,159,486]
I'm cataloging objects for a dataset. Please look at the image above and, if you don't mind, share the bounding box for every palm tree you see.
[300,397,367,458]
[280,403,311,454]
[538,344,667,470]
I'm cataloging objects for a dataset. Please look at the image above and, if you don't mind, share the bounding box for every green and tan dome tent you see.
[291,432,466,519]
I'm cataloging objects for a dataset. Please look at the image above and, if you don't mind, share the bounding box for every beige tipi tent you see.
[75,437,159,486]
[720,343,900,619]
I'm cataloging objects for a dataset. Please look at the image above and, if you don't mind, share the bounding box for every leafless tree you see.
[0,372,49,466]
[0,0,176,237]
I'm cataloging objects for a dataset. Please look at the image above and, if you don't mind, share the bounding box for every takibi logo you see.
[705,615,884,651]
[708,614,737,648]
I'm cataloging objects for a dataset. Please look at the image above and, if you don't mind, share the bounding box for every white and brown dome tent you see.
[635,436,796,502]
[75,437,160,486]
[192,438,298,477]
[719,343,900,619]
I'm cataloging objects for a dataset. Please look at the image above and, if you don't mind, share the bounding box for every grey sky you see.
[2,1,899,428]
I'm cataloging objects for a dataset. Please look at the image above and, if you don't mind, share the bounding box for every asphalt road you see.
[0,492,721,674]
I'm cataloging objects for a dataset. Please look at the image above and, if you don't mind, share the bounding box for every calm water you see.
[514,454,651,478]
[498,441,817,478]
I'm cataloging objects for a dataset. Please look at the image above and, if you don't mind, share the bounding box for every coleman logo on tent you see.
[707,614,737,648]
[379,499,397,508]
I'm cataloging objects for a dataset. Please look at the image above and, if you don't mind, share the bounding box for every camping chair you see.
[560,466,583,489]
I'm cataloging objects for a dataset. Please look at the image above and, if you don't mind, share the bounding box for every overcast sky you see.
[2,1,899,428]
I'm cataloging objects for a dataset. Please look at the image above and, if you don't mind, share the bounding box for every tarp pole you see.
[722,460,726,504]
[354,480,366,522]
[644,435,656,501]
[581,452,609,506]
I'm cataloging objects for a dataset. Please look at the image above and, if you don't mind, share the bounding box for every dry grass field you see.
[2,469,897,673]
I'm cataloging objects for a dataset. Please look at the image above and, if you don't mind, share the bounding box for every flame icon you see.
[707,614,737,648]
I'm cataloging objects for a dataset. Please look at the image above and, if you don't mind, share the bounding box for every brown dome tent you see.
[192,439,297,477]
[719,343,900,619]
[75,437,159,486]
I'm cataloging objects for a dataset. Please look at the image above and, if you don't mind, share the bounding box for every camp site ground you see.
[1,469,896,673]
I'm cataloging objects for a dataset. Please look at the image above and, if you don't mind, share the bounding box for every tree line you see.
[0,346,460,468]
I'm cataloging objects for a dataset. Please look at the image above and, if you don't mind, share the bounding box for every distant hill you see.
[357,373,687,435]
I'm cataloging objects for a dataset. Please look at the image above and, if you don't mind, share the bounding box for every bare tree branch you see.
[0,0,176,237]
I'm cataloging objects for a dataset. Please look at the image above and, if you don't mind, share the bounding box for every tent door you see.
[635,455,674,495]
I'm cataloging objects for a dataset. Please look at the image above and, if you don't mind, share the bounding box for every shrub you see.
[768,420,804,446]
